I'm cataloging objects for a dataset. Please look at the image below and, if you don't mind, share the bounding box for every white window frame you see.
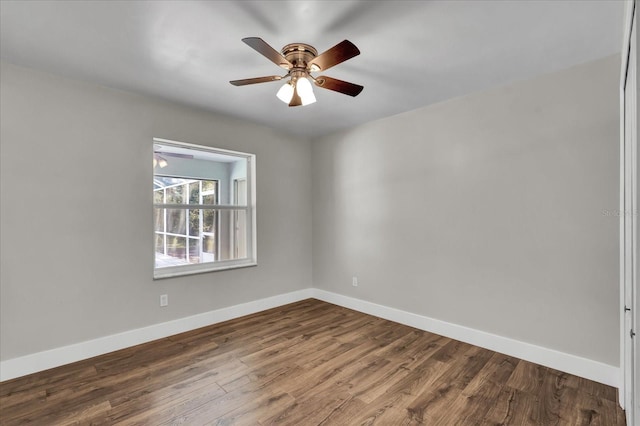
[153,138,257,279]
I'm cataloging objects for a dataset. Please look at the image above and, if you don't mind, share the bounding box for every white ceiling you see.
[0,0,624,138]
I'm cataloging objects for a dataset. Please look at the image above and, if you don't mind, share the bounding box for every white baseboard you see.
[0,287,619,390]
[0,289,314,382]
[310,289,620,388]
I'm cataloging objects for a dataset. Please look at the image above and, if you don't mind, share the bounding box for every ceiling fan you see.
[230,37,363,107]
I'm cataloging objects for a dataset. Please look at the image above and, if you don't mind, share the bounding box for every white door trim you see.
[620,2,638,424]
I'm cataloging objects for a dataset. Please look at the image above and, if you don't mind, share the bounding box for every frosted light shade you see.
[296,77,313,98]
[276,82,294,103]
[297,77,316,105]
[301,90,316,106]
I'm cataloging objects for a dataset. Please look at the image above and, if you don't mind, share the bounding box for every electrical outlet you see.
[160,294,168,307]
[352,276,358,287]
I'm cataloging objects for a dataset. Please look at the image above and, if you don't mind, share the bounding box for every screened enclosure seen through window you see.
[153,139,256,278]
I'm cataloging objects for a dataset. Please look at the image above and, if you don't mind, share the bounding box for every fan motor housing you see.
[281,43,317,69]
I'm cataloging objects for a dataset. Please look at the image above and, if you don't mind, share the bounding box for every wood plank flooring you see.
[0,299,625,425]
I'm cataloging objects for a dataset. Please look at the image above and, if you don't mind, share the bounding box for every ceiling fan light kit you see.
[230,37,363,107]
[153,153,168,169]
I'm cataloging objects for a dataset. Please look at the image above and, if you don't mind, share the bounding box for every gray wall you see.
[0,55,621,368]
[0,62,313,361]
[311,55,620,366]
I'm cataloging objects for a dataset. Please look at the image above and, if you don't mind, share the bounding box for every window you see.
[153,138,256,278]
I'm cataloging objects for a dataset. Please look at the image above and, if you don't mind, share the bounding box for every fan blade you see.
[289,85,302,107]
[308,40,360,72]
[230,75,283,86]
[242,37,292,69]
[314,76,363,97]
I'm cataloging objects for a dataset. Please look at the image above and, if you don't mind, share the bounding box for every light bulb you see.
[276,82,294,103]
[296,77,316,106]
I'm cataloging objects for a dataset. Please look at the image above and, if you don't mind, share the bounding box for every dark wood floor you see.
[0,299,625,425]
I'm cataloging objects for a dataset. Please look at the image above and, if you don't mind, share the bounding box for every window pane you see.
[166,236,186,260]
[233,209,247,259]
[202,194,216,205]
[189,182,200,204]
[203,209,216,233]
[230,160,248,199]
[203,235,216,253]
[188,238,200,264]
[166,209,186,234]
[233,179,247,206]
[154,190,164,204]
[218,209,247,261]
[202,180,217,192]
[166,185,184,204]
[189,209,200,236]
[154,208,164,232]
[202,180,217,205]
[155,234,164,253]
[202,235,216,263]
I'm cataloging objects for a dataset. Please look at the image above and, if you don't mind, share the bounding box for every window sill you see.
[153,260,257,280]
